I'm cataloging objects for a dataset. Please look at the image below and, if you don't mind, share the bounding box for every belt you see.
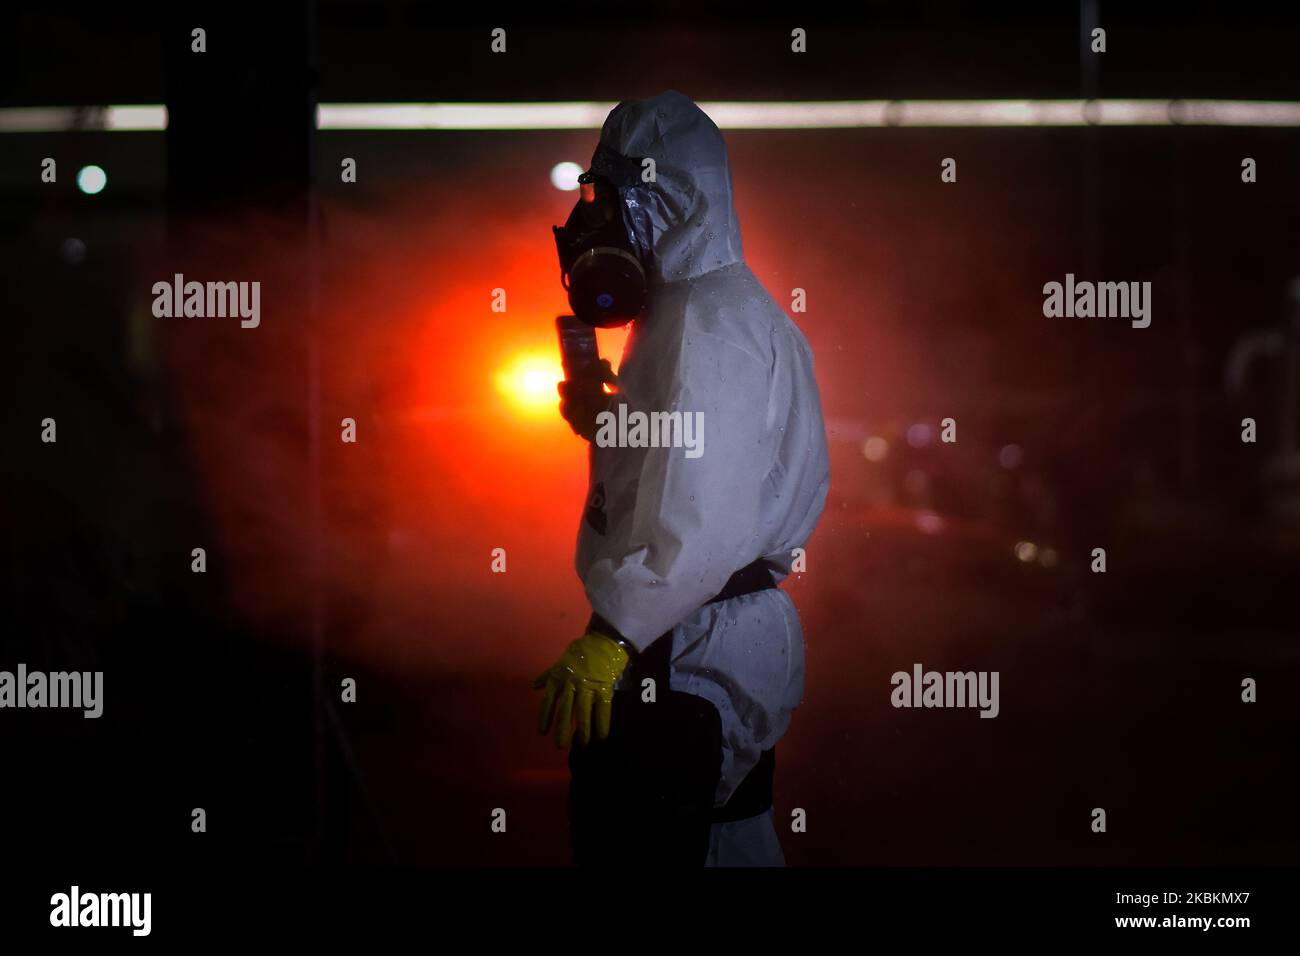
[587,557,778,657]
[707,557,777,605]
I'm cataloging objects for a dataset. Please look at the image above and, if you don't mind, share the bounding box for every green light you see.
[77,165,107,195]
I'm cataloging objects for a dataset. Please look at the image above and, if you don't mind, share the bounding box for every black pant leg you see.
[567,636,722,866]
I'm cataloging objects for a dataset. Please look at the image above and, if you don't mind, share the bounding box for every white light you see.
[551,161,585,191]
[77,165,107,195]
[312,99,1300,131]
[104,105,168,131]
[317,102,617,130]
[6,100,1300,134]
[0,106,167,132]
[1015,541,1038,563]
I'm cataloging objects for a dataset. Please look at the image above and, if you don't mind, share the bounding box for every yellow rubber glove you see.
[533,630,630,748]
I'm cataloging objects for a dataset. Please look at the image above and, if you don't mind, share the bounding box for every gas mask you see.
[553,145,651,328]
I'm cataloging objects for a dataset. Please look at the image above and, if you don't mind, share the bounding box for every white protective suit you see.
[575,91,830,865]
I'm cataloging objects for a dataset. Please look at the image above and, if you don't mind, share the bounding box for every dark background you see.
[2,2,1298,869]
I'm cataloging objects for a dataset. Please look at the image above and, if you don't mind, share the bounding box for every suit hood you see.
[591,90,745,284]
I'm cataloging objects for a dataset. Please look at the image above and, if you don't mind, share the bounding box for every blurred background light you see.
[915,511,944,534]
[495,351,564,418]
[60,237,86,264]
[76,165,107,194]
[862,436,889,462]
[550,161,584,191]
[1015,540,1039,563]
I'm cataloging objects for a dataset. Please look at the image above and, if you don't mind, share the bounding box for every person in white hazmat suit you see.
[534,90,829,867]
